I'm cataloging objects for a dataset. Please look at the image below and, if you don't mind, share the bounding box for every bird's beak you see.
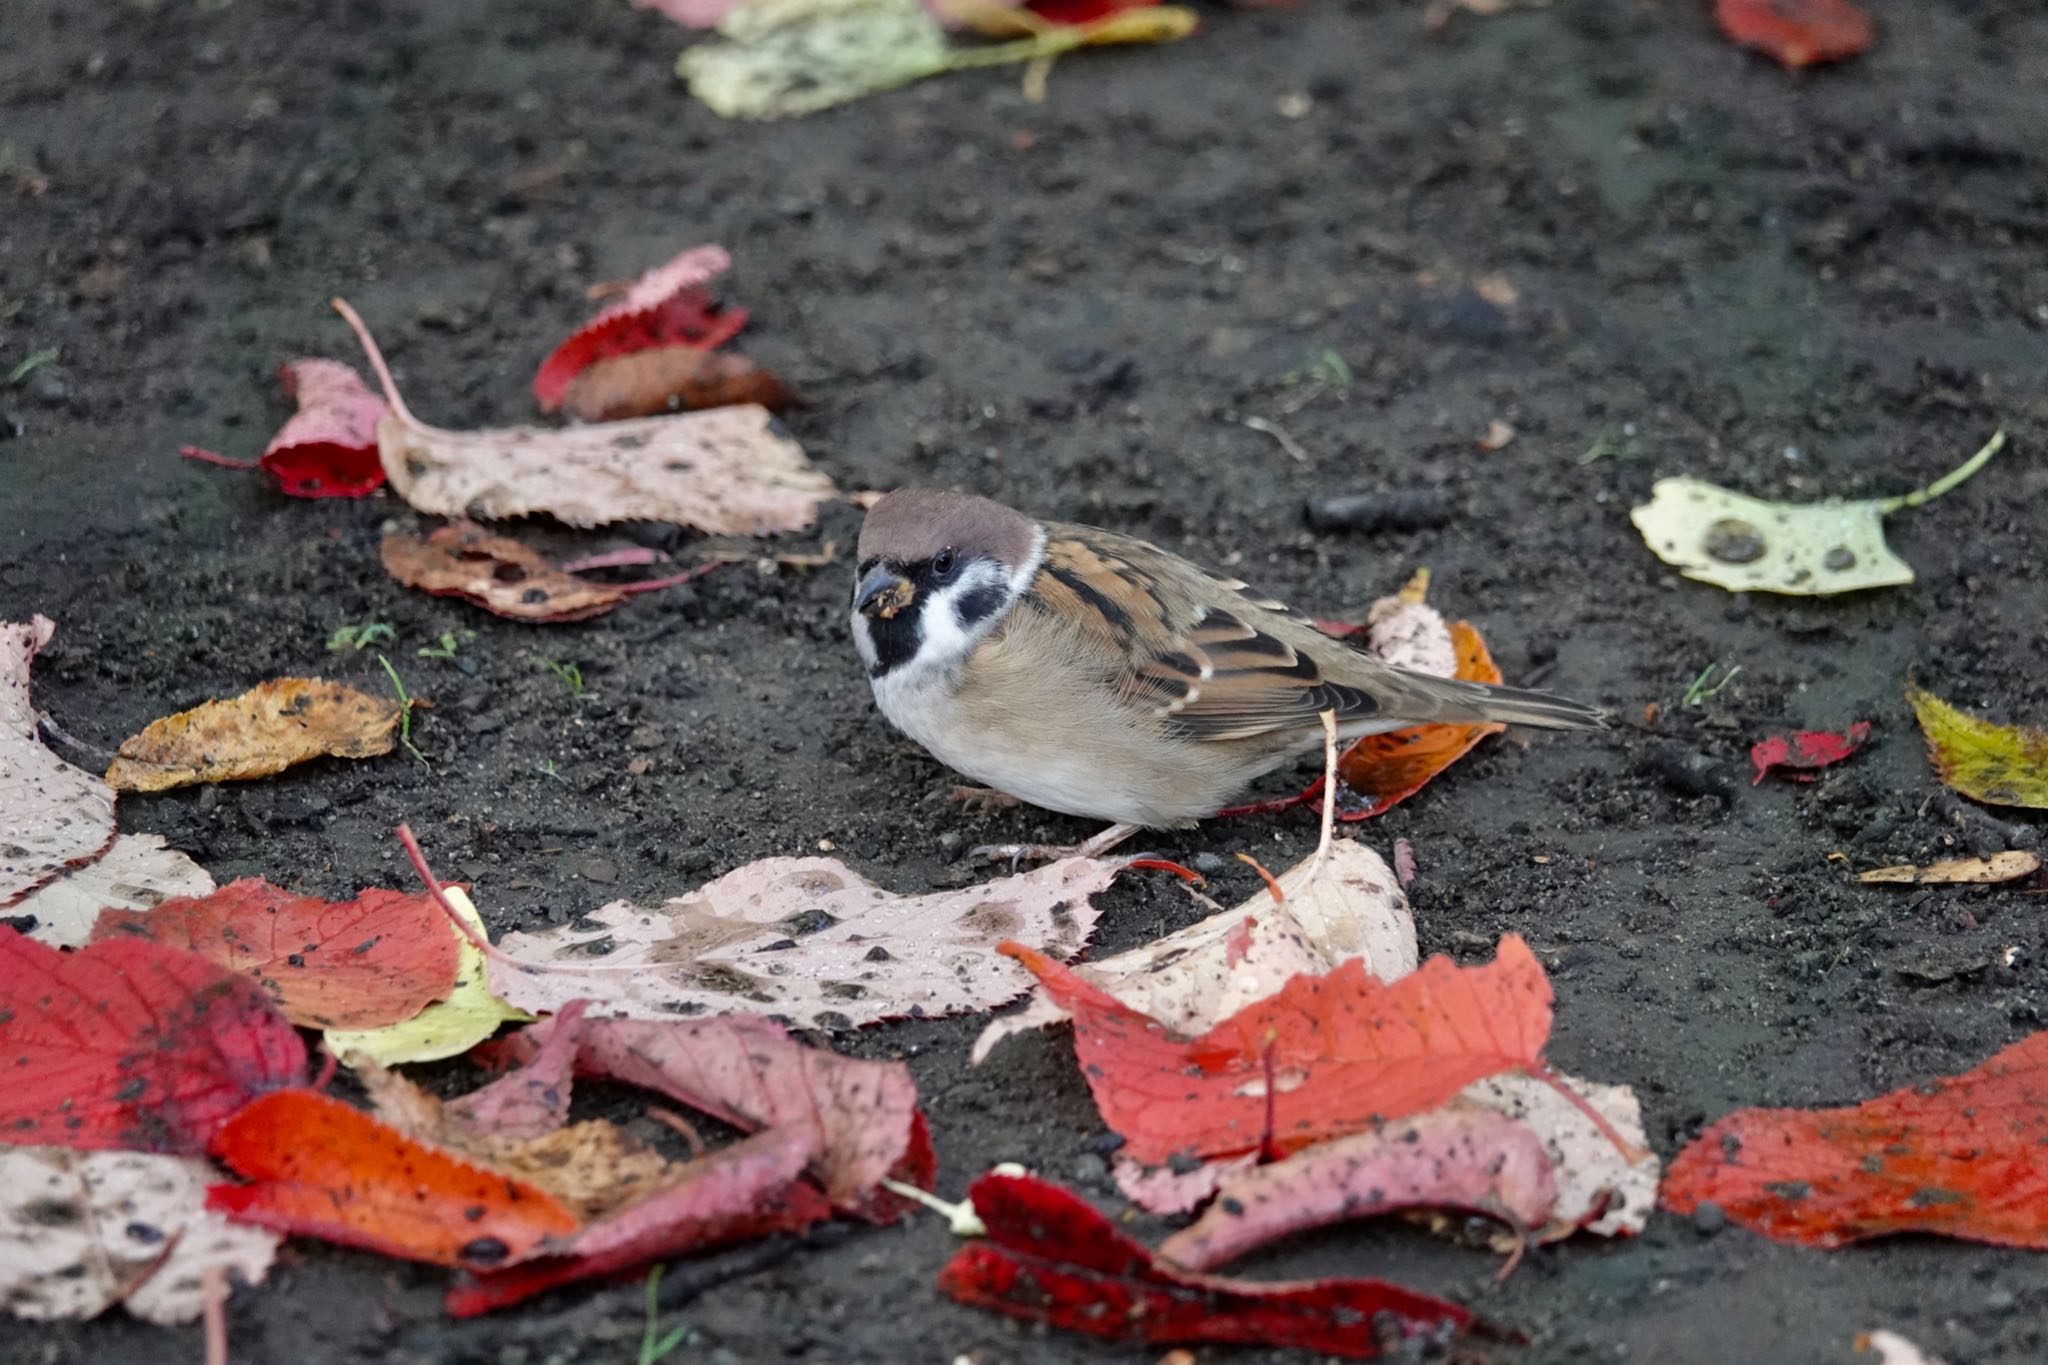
[855,565,915,620]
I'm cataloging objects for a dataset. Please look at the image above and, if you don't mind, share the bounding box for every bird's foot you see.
[970,822,1143,867]
[946,785,1023,813]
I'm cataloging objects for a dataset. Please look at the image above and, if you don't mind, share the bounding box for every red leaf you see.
[88,878,463,1030]
[1661,1032,2048,1249]
[533,246,748,412]
[1003,935,1552,1166]
[0,926,307,1154]
[1714,0,1872,68]
[443,1126,833,1315]
[181,359,387,499]
[561,347,797,423]
[487,1011,928,1216]
[939,1173,1475,1357]
[206,1090,580,1268]
[1750,721,1871,785]
[1027,0,1160,24]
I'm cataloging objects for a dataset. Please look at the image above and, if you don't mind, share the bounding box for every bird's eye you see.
[931,548,957,578]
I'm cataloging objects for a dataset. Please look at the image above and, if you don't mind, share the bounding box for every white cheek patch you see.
[916,560,1011,666]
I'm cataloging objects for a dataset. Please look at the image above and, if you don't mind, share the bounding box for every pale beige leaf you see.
[490,856,1119,1029]
[14,833,215,948]
[105,677,398,793]
[0,1148,278,1325]
[1364,593,1455,679]
[333,297,834,535]
[2,616,117,905]
[971,839,1414,1063]
[1459,1070,1658,1238]
[1859,852,2040,885]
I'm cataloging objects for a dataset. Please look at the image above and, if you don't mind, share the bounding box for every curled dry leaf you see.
[1714,0,1872,68]
[1859,852,2040,886]
[939,1172,1474,1358]
[1155,1107,1556,1273]
[89,878,464,1030]
[490,854,1118,1030]
[334,298,835,536]
[105,678,399,793]
[13,833,214,949]
[2,615,117,905]
[1660,1031,2048,1249]
[0,1148,279,1325]
[532,245,746,412]
[380,522,627,623]
[1907,684,2048,810]
[563,347,797,423]
[180,359,388,499]
[1750,722,1872,785]
[0,927,307,1155]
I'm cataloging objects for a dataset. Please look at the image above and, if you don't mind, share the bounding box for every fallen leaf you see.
[972,840,1414,1063]
[335,298,835,536]
[1908,685,2048,810]
[1859,852,2040,886]
[1156,1107,1556,1272]
[563,347,797,423]
[0,926,307,1154]
[327,885,529,1065]
[444,1126,831,1315]
[490,1011,928,1214]
[1660,1031,2048,1249]
[532,245,747,413]
[1628,431,2003,595]
[207,1090,580,1268]
[1856,1330,1948,1365]
[12,833,214,949]
[1326,621,1506,819]
[0,1148,279,1325]
[2,616,117,906]
[1362,584,1456,679]
[1714,0,1872,68]
[89,878,463,1030]
[1459,1070,1657,1238]
[105,678,399,793]
[179,359,388,498]
[1750,721,1872,785]
[1005,934,1552,1166]
[939,1172,1475,1357]
[490,855,1118,1030]
[380,522,628,623]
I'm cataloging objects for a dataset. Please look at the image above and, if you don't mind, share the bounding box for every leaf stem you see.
[1875,428,2005,515]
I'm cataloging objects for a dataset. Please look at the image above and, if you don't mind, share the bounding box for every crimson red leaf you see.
[1661,1032,2048,1249]
[1750,721,1872,785]
[444,1126,832,1315]
[88,877,463,1030]
[1714,0,1872,68]
[0,926,307,1154]
[533,246,748,412]
[1027,0,1160,24]
[207,1090,580,1268]
[940,1173,1475,1358]
[181,359,387,498]
[1005,935,1552,1167]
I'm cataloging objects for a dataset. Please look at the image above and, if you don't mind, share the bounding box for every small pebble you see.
[578,856,618,884]
[1691,1201,1726,1236]
[1193,851,1227,874]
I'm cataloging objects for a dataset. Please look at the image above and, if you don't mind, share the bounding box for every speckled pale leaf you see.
[0,1148,278,1325]
[679,0,953,120]
[13,834,215,948]
[972,840,1415,1063]
[1364,592,1456,679]
[490,856,1118,1029]
[1459,1070,1658,1238]
[1908,686,2048,811]
[331,298,834,536]
[1859,852,2040,885]
[327,887,529,1065]
[2,616,117,906]
[105,678,398,793]
[1629,480,1912,595]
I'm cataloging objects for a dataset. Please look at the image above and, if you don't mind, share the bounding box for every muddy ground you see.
[6,0,2048,1360]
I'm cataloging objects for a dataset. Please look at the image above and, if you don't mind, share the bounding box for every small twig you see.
[1239,415,1312,464]
[201,1266,229,1365]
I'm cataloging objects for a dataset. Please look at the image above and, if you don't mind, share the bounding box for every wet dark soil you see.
[6,0,2048,1360]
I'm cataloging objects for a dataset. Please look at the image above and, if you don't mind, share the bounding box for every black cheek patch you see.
[955,583,1007,627]
[866,612,921,677]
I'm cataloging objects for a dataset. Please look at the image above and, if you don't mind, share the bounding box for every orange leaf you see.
[1714,0,1872,69]
[1003,934,1552,1166]
[207,1091,579,1268]
[1661,1032,2048,1249]
[1327,620,1505,819]
[104,678,399,793]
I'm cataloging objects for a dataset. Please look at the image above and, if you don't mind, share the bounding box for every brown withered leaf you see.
[380,522,627,623]
[106,678,399,793]
[563,347,797,423]
[1859,852,2040,886]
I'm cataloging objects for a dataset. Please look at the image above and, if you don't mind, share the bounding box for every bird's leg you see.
[946,785,1023,812]
[970,822,1142,865]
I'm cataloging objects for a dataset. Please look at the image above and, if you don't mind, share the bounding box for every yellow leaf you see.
[1907,685,2048,810]
[106,677,398,792]
[328,887,529,1065]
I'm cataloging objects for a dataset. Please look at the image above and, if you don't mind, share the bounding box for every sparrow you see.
[850,490,1603,854]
